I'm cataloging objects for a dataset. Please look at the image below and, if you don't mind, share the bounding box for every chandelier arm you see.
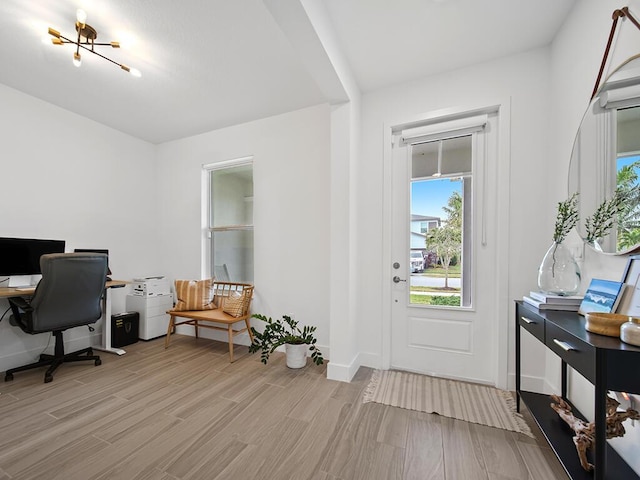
[53,33,125,68]
[58,40,119,47]
[76,43,124,69]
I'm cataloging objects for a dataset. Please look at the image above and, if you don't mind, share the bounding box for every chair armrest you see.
[8,296,33,327]
[8,296,32,312]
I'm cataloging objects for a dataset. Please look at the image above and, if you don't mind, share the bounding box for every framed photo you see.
[615,255,640,316]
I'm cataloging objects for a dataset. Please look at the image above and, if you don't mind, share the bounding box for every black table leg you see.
[594,350,607,479]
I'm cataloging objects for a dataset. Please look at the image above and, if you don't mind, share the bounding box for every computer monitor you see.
[0,237,66,285]
[73,249,112,276]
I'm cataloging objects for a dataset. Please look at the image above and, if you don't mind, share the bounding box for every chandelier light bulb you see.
[76,9,87,26]
[121,65,142,78]
[73,52,82,67]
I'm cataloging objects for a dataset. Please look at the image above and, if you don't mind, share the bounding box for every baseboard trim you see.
[327,352,360,382]
[357,351,382,369]
[175,327,331,363]
[507,372,552,393]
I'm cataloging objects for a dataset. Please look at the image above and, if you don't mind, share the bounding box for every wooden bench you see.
[165,282,254,362]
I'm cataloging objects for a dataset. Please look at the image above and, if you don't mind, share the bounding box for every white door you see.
[390,113,500,385]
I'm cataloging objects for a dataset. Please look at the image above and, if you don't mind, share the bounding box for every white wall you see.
[155,104,331,354]
[3,5,640,471]
[356,47,553,388]
[550,0,640,472]
[0,82,158,372]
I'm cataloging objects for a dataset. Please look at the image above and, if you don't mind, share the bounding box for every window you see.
[616,106,640,251]
[395,112,491,309]
[205,159,253,283]
[410,134,473,308]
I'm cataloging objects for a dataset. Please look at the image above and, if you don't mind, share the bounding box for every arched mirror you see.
[568,54,640,254]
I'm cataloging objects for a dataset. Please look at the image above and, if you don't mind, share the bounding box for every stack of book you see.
[523,291,584,311]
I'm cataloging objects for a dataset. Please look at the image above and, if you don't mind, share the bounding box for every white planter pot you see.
[285,343,308,369]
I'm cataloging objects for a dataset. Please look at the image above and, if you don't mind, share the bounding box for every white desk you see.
[0,280,129,355]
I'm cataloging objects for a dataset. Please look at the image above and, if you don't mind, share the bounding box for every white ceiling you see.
[0,0,577,144]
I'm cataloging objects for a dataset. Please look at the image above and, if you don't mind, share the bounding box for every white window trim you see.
[201,156,254,279]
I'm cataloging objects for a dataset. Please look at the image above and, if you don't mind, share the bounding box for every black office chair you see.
[5,253,108,383]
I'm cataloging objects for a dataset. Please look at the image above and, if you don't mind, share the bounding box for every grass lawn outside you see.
[421,264,461,278]
[411,286,460,293]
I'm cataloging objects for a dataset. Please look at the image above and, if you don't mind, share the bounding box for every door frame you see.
[381,99,512,389]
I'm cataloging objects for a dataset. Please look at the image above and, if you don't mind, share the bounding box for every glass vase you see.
[537,242,581,296]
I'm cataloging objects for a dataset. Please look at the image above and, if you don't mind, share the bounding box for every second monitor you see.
[73,248,112,280]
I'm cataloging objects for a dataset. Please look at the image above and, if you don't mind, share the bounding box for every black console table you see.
[515,301,640,479]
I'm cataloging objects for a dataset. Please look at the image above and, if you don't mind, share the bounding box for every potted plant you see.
[248,314,324,368]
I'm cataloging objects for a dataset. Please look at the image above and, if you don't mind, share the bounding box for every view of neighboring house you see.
[410,214,441,251]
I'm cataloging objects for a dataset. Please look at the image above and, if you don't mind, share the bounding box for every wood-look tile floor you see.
[0,335,568,480]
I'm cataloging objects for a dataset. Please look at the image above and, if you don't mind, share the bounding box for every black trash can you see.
[111,312,139,348]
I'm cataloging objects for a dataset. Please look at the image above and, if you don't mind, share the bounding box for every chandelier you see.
[48,9,141,77]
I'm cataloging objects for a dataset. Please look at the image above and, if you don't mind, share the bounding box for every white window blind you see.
[399,114,488,145]
[599,84,640,109]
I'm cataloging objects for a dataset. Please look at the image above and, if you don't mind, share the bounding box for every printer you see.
[131,276,171,296]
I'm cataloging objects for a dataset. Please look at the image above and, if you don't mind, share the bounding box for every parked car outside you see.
[410,251,424,273]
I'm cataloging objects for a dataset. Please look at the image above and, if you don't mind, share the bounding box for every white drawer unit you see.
[126,294,174,340]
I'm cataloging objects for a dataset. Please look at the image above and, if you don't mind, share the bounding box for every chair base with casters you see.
[4,330,102,383]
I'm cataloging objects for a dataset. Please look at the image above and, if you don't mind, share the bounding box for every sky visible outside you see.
[411,177,462,219]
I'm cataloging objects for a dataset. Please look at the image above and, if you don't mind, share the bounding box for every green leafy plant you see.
[584,189,627,244]
[616,162,640,250]
[429,295,461,307]
[553,193,580,243]
[249,314,324,365]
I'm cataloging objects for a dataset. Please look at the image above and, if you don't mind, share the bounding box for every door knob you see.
[393,276,406,283]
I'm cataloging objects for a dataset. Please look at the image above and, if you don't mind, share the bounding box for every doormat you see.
[363,369,533,437]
